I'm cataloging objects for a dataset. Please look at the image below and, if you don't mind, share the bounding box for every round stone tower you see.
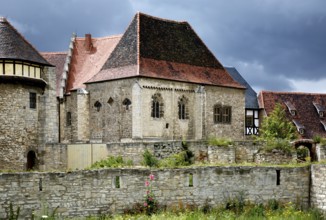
[0,17,57,170]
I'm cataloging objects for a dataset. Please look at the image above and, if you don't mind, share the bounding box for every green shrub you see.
[313,135,322,143]
[142,149,159,167]
[258,103,298,141]
[264,138,294,154]
[89,156,133,169]
[320,138,326,146]
[207,137,233,147]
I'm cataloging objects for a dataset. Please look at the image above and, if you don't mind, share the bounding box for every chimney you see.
[84,34,93,52]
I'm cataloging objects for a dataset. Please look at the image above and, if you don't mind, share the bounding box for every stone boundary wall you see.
[311,164,326,215]
[0,166,310,219]
[41,141,262,171]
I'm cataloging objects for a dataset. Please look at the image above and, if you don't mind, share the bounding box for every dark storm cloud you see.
[1,0,325,92]
[0,0,133,51]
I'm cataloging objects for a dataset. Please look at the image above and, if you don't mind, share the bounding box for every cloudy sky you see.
[1,0,325,93]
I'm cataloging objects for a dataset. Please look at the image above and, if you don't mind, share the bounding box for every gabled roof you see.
[258,91,326,138]
[0,17,51,66]
[87,13,244,89]
[41,52,67,96]
[65,34,122,92]
[225,67,259,109]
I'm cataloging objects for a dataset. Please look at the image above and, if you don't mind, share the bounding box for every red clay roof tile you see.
[258,91,326,138]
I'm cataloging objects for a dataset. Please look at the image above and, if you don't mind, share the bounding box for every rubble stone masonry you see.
[0,166,312,219]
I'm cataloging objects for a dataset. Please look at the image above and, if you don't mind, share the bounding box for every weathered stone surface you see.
[311,164,326,215]
[0,166,311,219]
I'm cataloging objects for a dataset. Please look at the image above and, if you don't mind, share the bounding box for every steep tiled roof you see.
[87,13,243,89]
[41,52,67,96]
[258,91,326,138]
[0,17,51,66]
[66,34,122,92]
[225,67,259,109]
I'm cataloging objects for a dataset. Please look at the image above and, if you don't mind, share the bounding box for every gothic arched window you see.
[178,96,189,120]
[151,93,164,118]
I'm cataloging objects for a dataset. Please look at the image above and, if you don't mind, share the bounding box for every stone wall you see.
[39,141,264,171]
[311,164,326,215]
[208,146,235,164]
[87,79,134,142]
[0,82,42,170]
[254,150,297,164]
[317,144,326,161]
[0,166,310,219]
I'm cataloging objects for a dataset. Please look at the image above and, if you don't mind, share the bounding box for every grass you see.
[80,202,324,220]
[88,155,133,169]
[207,137,233,147]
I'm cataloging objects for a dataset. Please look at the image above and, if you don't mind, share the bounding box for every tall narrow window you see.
[214,105,222,123]
[178,96,189,120]
[151,93,164,118]
[66,112,72,126]
[222,106,231,123]
[29,92,36,109]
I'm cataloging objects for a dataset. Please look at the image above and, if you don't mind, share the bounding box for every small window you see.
[122,98,131,110]
[108,97,114,105]
[214,105,231,124]
[222,106,232,123]
[214,105,222,123]
[66,112,72,126]
[94,101,102,112]
[29,92,37,109]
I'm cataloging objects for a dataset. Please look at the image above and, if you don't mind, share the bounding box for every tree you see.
[258,103,298,141]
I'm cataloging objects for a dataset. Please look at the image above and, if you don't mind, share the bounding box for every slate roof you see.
[41,52,67,96]
[65,35,121,92]
[87,13,244,89]
[225,67,259,109]
[0,17,51,66]
[258,91,326,139]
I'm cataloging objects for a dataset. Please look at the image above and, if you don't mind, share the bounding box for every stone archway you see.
[26,150,37,170]
[293,139,317,162]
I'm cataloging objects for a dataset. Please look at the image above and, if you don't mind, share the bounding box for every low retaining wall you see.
[0,166,310,219]
[311,164,326,215]
[40,141,261,171]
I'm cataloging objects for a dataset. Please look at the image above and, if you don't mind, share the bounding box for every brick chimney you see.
[84,34,93,52]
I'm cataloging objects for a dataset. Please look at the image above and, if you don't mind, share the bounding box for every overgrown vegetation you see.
[6,203,20,220]
[89,156,133,169]
[84,199,324,220]
[263,138,294,154]
[207,137,233,147]
[142,143,194,168]
[257,103,298,154]
[258,103,298,141]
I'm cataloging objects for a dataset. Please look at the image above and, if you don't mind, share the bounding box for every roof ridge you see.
[75,34,123,40]
[137,11,187,24]
[1,18,50,65]
[41,51,68,55]
[261,90,326,96]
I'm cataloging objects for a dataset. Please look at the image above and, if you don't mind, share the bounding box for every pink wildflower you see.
[144,202,148,207]
[146,190,150,194]
[149,197,153,201]
[145,181,149,187]
[149,174,154,181]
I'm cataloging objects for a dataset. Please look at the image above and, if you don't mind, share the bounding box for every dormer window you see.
[284,101,296,116]
[293,119,305,136]
[321,121,326,131]
[313,102,325,118]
